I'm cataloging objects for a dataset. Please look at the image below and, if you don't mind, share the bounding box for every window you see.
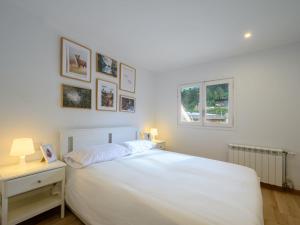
[178,78,233,127]
[179,84,201,124]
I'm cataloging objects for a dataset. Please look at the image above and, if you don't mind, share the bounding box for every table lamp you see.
[150,128,158,141]
[10,138,35,165]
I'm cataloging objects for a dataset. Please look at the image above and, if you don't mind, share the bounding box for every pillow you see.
[122,140,155,153]
[64,143,131,168]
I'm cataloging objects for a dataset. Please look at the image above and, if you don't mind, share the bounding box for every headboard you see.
[59,126,139,159]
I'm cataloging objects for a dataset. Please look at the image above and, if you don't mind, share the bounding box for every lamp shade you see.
[150,128,158,136]
[10,138,35,156]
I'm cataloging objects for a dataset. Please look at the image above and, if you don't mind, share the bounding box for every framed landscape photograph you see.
[120,63,136,93]
[96,53,118,77]
[62,84,92,109]
[120,95,135,113]
[61,37,91,82]
[96,79,117,111]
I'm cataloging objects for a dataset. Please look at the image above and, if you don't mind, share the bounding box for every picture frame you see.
[119,63,136,93]
[96,53,118,77]
[119,95,135,113]
[61,37,92,82]
[96,79,117,111]
[62,84,92,109]
[40,144,57,163]
[143,132,151,140]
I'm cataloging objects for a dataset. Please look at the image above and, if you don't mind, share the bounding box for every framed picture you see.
[120,95,135,113]
[96,53,118,77]
[62,84,92,109]
[120,63,136,93]
[40,144,57,163]
[96,79,117,111]
[143,132,151,140]
[61,37,91,82]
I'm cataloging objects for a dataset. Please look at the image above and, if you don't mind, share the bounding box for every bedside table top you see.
[0,160,66,181]
[153,139,166,144]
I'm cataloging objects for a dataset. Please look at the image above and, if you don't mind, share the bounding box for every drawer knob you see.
[37,180,42,183]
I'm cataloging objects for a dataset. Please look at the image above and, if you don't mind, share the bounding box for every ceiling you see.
[7,0,300,73]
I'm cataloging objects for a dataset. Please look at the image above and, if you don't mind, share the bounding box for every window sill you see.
[177,122,235,131]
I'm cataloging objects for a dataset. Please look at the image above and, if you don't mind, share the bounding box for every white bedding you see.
[65,149,263,225]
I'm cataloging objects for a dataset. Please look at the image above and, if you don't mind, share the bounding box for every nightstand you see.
[0,160,66,225]
[153,140,166,150]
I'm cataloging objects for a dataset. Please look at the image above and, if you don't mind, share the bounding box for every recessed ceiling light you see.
[244,32,252,39]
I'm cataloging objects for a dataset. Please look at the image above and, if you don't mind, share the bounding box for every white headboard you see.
[60,126,139,159]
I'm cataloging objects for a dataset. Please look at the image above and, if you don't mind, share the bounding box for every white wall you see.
[0,2,155,165]
[155,43,300,189]
[1,2,300,190]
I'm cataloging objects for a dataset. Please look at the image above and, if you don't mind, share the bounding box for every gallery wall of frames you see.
[60,37,136,113]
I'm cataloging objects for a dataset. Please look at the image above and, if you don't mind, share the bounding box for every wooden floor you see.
[19,187,300,225]
[19,208,84,225]
[262,188,300,225]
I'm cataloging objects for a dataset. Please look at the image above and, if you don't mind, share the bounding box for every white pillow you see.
[64,143,131,168]
[122,140,155,153]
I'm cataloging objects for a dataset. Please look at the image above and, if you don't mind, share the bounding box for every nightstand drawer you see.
[153,140,166,150]
[5,168,64,197]
[156,143,165,149]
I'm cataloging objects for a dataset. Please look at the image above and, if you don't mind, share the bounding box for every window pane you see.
[205,83,229,124]
[180,85,200,122]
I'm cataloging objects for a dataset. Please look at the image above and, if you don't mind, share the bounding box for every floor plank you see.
[19,187,300,225]
[262,187,300,225]
[19,208,84,225]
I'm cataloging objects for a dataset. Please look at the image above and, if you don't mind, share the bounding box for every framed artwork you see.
[62,84,92,109]
[143,132,151,140]
[120,63,136,93]
[96,53,118,77]
[40,144,57,163]
[96,79,117,111]
[61,37,91,82]
[120,95,135,113]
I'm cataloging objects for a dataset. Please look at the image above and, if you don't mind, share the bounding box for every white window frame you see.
[203,78,234,128]
[177,78,234,128]
[177,83,202,126]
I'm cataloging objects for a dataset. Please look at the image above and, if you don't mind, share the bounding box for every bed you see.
[60,127,263,225]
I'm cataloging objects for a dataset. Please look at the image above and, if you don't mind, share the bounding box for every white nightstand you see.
[0,160,66,225]
[153,140,166,150]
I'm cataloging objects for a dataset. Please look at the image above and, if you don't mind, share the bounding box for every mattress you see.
[65,149,263,225]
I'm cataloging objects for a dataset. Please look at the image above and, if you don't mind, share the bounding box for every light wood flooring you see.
[19,187,300,225]
[262,187,300,225]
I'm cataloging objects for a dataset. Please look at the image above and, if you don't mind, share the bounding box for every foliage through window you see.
[178,79,233,127]
[180,85,200,122]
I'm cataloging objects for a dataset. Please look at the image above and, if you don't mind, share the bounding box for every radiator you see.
[228,144,285,187]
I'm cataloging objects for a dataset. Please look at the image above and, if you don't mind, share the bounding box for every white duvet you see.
[65,149,263,225]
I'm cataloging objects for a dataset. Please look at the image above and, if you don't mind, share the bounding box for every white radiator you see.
[228,144,284,187]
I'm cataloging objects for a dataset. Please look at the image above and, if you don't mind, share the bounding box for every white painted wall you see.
[1,1,300,190]
[155,43,300,189]
[0,2,155,165]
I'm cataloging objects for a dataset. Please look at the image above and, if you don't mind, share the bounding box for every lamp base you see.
[19,155,26,165]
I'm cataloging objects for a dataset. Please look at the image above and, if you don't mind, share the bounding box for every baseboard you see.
[260,182,300,195]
